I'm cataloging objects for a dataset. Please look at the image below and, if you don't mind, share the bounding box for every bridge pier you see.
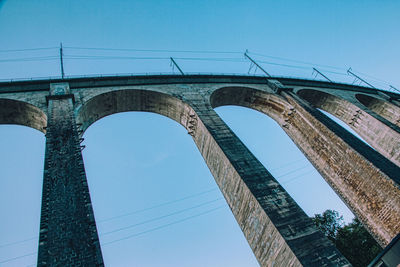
[37,83,103,266]
[1,75,400,266]
[188,103,350,266]
[284,91,400,246]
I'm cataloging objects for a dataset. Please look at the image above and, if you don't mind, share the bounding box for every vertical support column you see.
[282,90,400,246]
[37,83,103,266]
[187,104,350,266]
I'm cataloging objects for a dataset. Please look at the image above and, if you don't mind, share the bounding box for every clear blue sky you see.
[0,1,399,266]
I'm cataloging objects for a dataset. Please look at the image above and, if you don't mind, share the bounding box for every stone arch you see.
[297,89,400,167]
[210,85,400,246]
[0,98,47,133]
[355,93,400,127]
[76,89,195,135]
[210,86,290,124]
[76,87,348,265]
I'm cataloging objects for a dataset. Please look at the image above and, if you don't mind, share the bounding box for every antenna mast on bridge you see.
[59,43,65,79]
[170,57,184,75]
[347,67,375,88]
[312,67,332,82]
[244,50,271,77]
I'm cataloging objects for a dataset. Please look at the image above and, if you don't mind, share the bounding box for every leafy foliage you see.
[312,210,382,267]
[312,209,344,242]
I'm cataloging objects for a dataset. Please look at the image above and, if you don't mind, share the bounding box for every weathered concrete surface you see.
[284,92,400,247]
[0,98,46,133]
[77,86,349,266]
[296,89,400,167]
[1,75,399,266]
[356,93,400,127]
[192,107,349,266]
[37,83,103,266]
[211,86,400,246]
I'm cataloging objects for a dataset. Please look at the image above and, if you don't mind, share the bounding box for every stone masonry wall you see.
[37,95,103,266]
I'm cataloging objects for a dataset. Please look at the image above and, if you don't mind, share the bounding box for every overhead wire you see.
[0,46,395,91]
[0,157,314,249]
[0,187,219,249]
[269,158,306,171]
[248,51,347,71]
[274,165,311,178]
[64,46,242,54]
[0,252,36,264]
[98,187,217,223]
[0,159,320,251]
[2,206,225,263]
[101,198,223,236]
[102,206,224,246]
[64,55,169,60]
[0,56,58,63]
[281,169,315,185]
[0,47,58,53]
[0,161,325,263]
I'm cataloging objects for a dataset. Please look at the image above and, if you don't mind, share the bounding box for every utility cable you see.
[64,46,242,54]
[0,251,36,264]
[0,163,315,248]
[248,51,346,71]
[269,158,306,171]
[63,55,245,63]
[281,169,315,185]
[0,188,218,248]
[0,206,224,263]
[0,56,58,63]
[101,198,223,236]
[102,205,224,246]
[0,165,320,262]
[0,47,58,53]
[64,55,169,60]
[0,236,37,249]
[98,187,217,223]
[274,165,311,178]
[256,59,311,70]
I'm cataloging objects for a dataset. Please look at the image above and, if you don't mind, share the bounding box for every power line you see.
[248,51,346,71]
[269,158,306,171]
[102,206,224,246]
[0,47,58,53]
[101,198,223,236]
[275,165,311,178]
[98,187,217,223]
[0,188,218,248]
[174,57,245,62]
[0,236,37,249]
[281,169,315,185]
[16,206,226,265]
[0,164,314,249]
[64,46,242,54]
[0,252,36,264]
[0,165,319,263]
[1,206,224,264]
[256,59,312,71]
[64,55,169,60]
[63,55,245,62]
[0,56,58,63]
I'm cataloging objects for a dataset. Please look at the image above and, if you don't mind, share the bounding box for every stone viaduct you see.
[0,75,399,266]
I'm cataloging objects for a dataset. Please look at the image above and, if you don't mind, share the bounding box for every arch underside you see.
[211,86,400,246]
[356,93,400,127]
[77,89,193,134]
[3,76,400,265]
[0,98,47,133]
[77,87,350,265]
[297,89,400,167]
